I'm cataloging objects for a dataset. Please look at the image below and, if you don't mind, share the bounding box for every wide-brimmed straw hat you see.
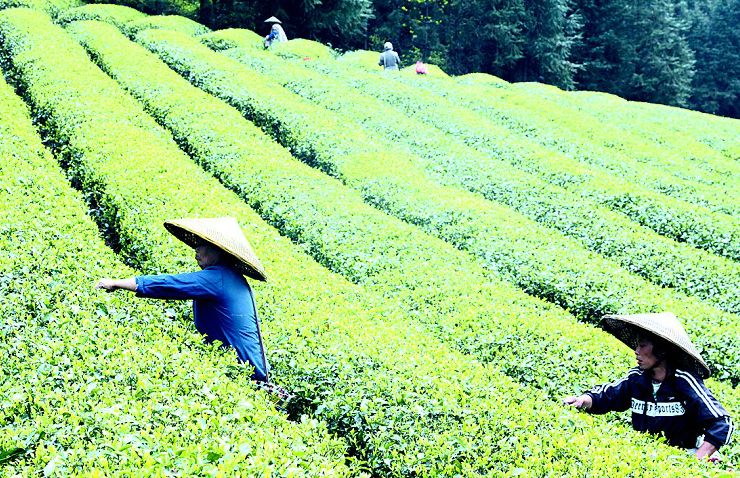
[263,16,282,24]
[164,217,267,281]
[602,312,710,378]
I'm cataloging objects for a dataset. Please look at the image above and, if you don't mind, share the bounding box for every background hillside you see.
[64,0,740,118]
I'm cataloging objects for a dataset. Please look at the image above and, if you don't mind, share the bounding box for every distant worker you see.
[379,41,401,70]
[563,312,733,461]
[264,16,288,49]
[415,60,428,75]
[96,217,270,383]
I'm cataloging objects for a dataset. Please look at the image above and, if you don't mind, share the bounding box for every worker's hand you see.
[95,278,117,292]
[695,441,719,461]
[562,395,592,410]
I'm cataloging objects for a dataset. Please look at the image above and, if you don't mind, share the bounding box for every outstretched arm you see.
[96,278,137,292]
[563,369,639,414]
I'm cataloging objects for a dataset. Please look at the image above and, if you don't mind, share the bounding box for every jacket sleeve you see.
[135,268,223,300]
[586,368,640,414]
[675,370,734,448]
[378,53,384,67]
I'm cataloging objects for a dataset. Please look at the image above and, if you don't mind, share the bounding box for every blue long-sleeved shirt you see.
[135,265,268,381]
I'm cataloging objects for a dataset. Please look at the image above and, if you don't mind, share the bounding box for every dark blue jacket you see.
[586,367,733,449]
[136,265,268,382]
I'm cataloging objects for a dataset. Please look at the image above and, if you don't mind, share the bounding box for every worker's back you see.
[379,43,400,70]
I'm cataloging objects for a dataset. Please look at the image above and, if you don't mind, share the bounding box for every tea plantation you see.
[0,2,738,476]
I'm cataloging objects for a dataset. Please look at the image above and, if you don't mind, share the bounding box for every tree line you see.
[95,0,739,118]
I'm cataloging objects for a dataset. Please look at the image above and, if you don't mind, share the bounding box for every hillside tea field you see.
[0,3,738,477]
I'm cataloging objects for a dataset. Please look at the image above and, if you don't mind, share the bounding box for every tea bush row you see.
[395,69,739,215]
[410,66,739,210]
[439,70,740,192]
[57,3,146,30]
[297,45,740,261]
[0,0,76,18]
[514,83,740,164]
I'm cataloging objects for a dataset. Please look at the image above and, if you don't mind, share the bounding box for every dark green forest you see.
[89,0,739,118]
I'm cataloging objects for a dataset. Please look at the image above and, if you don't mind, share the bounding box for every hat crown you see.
[643,312,683,337]
[164,217,267,281]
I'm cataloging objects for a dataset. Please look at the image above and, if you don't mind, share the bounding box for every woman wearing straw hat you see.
[96,217,269,383]
[263,16,288,49]
[563,312,733,460]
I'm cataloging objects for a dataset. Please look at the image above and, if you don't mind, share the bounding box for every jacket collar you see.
[636,366,677,389]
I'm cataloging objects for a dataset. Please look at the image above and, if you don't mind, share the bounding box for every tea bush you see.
[399,71,739,216]
[125,13,208,37]
[300,48,740,261]
[523,84,740,163]
[0,0,76,17]
[57,3,146,29]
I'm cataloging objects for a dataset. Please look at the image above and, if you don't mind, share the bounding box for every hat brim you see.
[263,16,281,23]
[164,221,267,281]
[602,315,710,378]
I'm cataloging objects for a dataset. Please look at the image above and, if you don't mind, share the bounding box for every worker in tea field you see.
[379,42,401,70]
[96,217,270,383]
[563,312,733,461]
[263,16,288,49]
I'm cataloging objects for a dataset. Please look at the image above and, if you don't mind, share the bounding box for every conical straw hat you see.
[602,312,710,378]
[164,217,267,281]
[263,16,281,24]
